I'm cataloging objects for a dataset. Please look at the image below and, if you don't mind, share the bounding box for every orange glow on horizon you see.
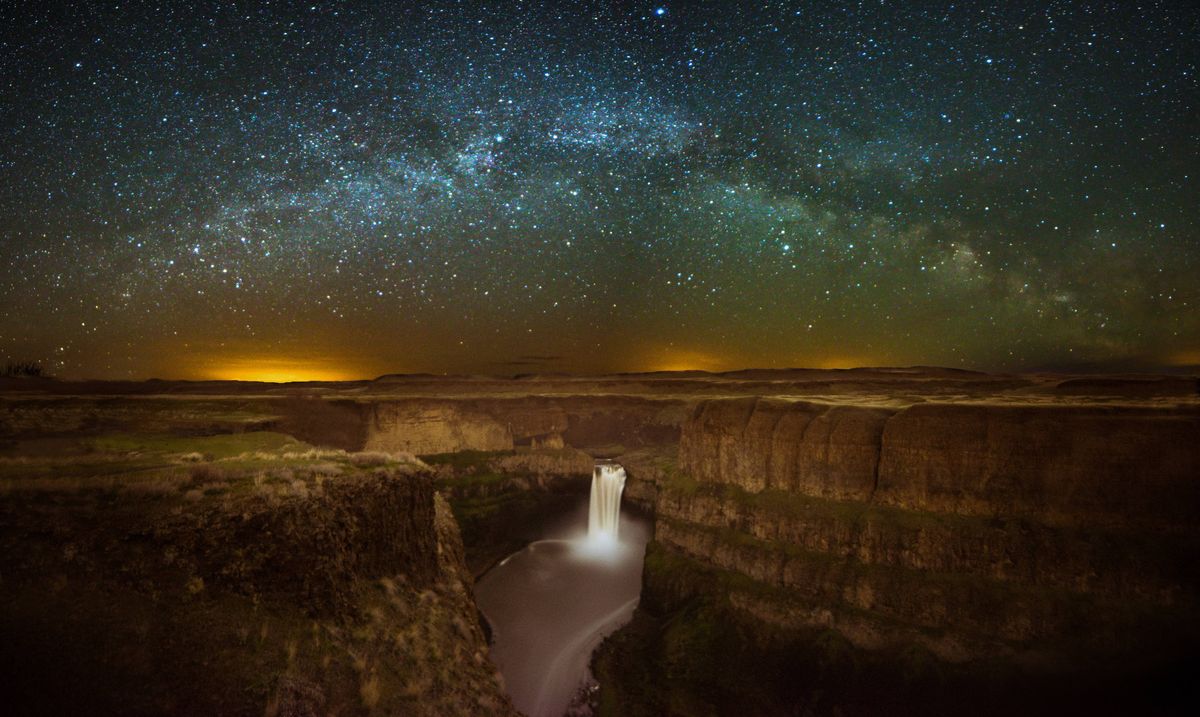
[1166,349,1200,367]
[640,348,734,373]
[197,356,367,383]
[636,346,881,373]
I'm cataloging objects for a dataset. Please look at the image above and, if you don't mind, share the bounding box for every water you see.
[588,462,626,541]
[475,464,649,717]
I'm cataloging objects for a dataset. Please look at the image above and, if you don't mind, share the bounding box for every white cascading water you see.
[587,462,626,541]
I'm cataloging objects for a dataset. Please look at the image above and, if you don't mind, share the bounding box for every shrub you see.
[349,451,392,467]
[188,463,225,486]
[2,361,45,378]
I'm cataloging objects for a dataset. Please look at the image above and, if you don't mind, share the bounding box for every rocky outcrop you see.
[491,446,593,477]
[159,469,439,615]
[361,396,689,455]
[0,460,517,716]
[364,401,515,454]
[531,432,565,449]
[655,486,1195,601]
[615,446,674,510]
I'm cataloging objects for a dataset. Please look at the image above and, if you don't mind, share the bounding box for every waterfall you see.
[588,462,626,540]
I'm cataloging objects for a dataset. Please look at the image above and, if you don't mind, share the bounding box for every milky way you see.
[1,2,1197,378]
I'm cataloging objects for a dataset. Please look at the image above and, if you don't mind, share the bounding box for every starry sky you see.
[1,1,1197,380]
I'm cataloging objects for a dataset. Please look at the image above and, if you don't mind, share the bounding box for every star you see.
[0,1,1194,378]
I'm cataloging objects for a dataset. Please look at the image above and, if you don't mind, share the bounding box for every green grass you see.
[88,431,305,459]
[450,490,539,521]
[419,450,514,470]
[0,428,426,499]
[656,464,701,495]
[0,397,281,439]
[440,471,511,491]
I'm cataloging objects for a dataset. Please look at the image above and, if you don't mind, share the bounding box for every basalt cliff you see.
[603,391,1200,715]
[660,399,1198,651]
[0,436,518,716]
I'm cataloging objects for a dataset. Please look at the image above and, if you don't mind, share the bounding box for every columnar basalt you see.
[658,398,1200,660]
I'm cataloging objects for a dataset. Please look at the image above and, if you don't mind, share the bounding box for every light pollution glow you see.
[193,356,364,383]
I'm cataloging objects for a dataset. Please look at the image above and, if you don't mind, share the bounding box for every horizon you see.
[6,361,1199,385]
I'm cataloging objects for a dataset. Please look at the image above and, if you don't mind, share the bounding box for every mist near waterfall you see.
[475,469,649,717]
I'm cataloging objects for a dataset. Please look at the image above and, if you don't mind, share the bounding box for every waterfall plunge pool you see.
[474,463,650,717]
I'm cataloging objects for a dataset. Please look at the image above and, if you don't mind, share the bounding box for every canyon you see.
[1,368,1198,714]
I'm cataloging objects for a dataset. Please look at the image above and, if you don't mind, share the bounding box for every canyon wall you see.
[0,465,517,716]
[658,397,1200,660]
[158,468,441,615]
[680,398,1200,525]
[363,401,517,454]
[875,403,1199,525]
[359,396,688,455]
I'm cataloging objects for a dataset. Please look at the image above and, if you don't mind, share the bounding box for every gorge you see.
[1,368,1198,715]
[474,468,648,717]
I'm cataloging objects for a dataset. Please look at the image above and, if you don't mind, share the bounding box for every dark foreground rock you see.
[0,451,516,716]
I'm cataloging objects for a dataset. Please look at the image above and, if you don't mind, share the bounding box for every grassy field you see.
[0,427,424,499]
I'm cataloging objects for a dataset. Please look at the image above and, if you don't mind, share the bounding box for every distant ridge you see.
[1054,376,1200,397]
[5,365,1195,393]
[606,366,992,381]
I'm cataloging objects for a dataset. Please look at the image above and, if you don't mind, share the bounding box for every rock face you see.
[0,463,517,716]
[427,447,595,577]
[531,432,565,449]
[679,398,891,499]
[679,398,1200,524]
[616,446,673,510]
[875,403,1200,525]
[364,401,516,454]
[161,470,440,615]
[658,398,1200,660]
[361,396,688,455]
[490,446,594,477]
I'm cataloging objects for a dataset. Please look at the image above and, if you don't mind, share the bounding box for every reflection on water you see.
[475,499,651,717]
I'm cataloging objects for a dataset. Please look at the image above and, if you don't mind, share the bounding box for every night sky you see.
[1,2,1197,380]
